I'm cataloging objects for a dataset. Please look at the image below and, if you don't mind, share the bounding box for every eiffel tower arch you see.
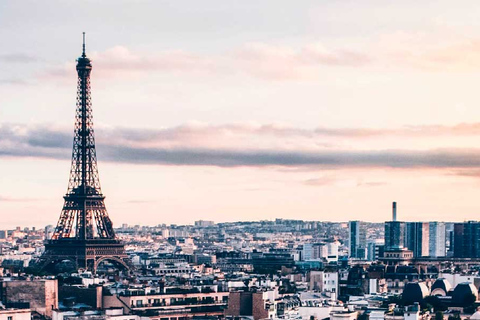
[38,34,131,273]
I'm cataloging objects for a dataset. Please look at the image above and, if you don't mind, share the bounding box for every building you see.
[0,309,31,320]
[225,290,278,320]
[454,221,480,258]
[104,289,229,320]
[367,242,377,261]
[445,222,455,256]
[404,222,429,257]
[385,202,405,251]
[0,279,58,318]
[349,221,367,259]
[326,241,340,263]
[308,271,339,298]
[429,222,446,257]
[195,220,215,227]
[52,308,141,320]
[302,243,315,261]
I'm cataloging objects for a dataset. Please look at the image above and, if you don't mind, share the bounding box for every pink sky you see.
[2,1,480,227]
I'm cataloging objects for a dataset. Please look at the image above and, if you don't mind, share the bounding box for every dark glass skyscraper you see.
[349,221,367,259]
[454,221,480,258]
[384,202,405,251]
[404,222,429,257]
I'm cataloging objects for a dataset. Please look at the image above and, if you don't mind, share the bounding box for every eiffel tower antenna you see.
[82,32,86,57]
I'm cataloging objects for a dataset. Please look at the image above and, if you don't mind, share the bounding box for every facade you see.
[454,221,480,258]
[194,220,215,227]
[152,262,193,276]
[404,222,429,258]
[349,221,367,259]
[52,309,141,320]
[330,310,358,320]
[0,279,58,318]
[309,270,339,297]
[104,290,229,319]
[367,241,383,261]
[429,222,446,257]
[302,243,314,261]
[385,202,405,252]
[326,241,340,262]
[225,290,278,320]
[0,309,31,320]
[385,221,405,251]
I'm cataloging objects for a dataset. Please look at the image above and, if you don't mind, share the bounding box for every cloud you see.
[42,46,215,81]
[41,42,372,82]
[124,199,155,204]
[95,46,209,72]
[450,169,480,179]
[0,53,38,63]
[375,31,480,72]
[97,146,480,168]
[0,195,40,202]
[3,122,480,169]
[304,176,337,186]
[0,79,30,86]
[232,42,371,80]
[32,34,480,84]
[314,123,480,137]
[356,181,388,187]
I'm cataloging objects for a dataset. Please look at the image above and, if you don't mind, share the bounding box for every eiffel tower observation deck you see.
[39,34,131,273]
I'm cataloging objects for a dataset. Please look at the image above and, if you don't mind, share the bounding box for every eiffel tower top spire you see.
[82,32,86,58]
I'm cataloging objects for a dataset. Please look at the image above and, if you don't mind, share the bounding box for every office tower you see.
[445,222,455,256]
[384,202,405,251]
[404,222,429,257]
[349,220,367,259]
[302,243,314,260]
[367,241,383,261]
[454,221,480,258]
[429,222,446,257]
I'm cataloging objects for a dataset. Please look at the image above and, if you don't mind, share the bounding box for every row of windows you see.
[155,269,191,274]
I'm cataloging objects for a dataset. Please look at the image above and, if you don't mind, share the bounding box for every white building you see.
[0,309,31,320]
[326,241,340,263]
[309,271,339,299]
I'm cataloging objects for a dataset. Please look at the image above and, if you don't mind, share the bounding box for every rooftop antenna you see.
[82,32,86,57]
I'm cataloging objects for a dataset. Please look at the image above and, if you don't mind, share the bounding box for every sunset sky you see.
[2,1,480,228]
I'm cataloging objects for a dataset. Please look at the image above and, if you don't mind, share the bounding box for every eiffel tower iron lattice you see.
[40,34,131,272]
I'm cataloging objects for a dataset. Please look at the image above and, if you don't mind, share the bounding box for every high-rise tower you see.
[39,34,130,272]
[349,220,367,259]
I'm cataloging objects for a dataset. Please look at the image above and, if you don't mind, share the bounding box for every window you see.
[8,316,13,320]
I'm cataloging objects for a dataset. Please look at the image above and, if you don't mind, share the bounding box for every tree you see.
[435,311,444,320]
[358,313,369,320]
[448,312,461,320]
[463,293,477,307]
[424,296,446,312]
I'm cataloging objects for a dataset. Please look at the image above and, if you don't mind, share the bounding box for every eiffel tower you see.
[40,34,130,273]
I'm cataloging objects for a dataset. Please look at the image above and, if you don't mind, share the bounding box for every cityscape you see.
[4,2,480,320]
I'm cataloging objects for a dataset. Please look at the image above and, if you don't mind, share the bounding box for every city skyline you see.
[4,1,480,227]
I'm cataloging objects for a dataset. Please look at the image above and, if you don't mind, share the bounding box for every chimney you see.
[392,202,397,221]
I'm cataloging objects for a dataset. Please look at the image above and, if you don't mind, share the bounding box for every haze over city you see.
[3,1,480,228]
